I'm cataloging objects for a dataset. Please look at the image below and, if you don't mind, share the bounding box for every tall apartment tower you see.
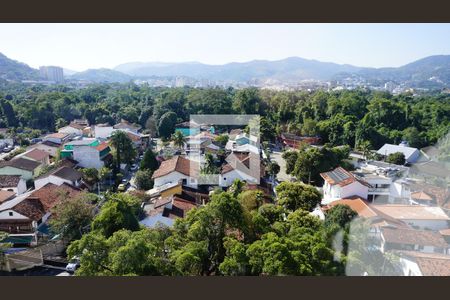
[39,66,64,83]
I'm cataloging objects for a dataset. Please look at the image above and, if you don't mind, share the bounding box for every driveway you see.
[270,150,295,182]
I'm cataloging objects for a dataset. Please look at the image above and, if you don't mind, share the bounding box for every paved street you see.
[270,150,295,182]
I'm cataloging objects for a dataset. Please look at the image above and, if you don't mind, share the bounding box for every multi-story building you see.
[39,66,64,83]
[60,138,111,169]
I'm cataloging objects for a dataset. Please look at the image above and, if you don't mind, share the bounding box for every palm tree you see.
[358,140,372,160]
[202,153,218,174]
[171,130,186,150]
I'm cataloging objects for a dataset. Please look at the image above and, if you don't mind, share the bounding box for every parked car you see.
[30,138,42,144]
[131,164,138,171]
[65,256,80,273]
[117,184,126,192]
[3,146,13,153]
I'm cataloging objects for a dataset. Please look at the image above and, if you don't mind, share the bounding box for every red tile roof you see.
[0,190,15,203]
[95,142,110,152]
[29,183,81,211]
[327,197,378,218]
[12,198,46,221]
[411,191,434,201]
[152,156,199,179]
[46,132,69,139]
[397,251,450,276]
[0,157,41,171]
[23,148,50,161]
[0,175,22,188]
[381,227,449,248]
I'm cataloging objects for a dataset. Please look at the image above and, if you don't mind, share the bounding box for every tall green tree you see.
[140,149,159,172]
[110,130,136,174]
[50,193,96,240]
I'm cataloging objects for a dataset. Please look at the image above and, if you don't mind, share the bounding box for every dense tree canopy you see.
[0,83,447,155]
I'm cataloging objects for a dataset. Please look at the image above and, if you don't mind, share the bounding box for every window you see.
[9,212,13,216]
[223,177,227,181]
[7,189,13,192]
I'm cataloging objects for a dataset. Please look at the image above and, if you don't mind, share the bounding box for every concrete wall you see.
[72,146,104,169]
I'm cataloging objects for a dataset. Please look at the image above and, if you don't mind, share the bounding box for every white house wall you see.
[399,258,422,276]
[219,169,258,187]
[154,171,197,188]
[34,175,72,190]
[72,146,104,169]
[0,210,29,220]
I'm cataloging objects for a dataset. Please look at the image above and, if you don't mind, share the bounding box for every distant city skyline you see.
[0,23,449,71]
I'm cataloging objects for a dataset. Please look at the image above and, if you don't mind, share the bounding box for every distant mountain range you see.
[0,51,449,88]
[114,57,365,82]
[69,68,132,82]
[0,52,39,81]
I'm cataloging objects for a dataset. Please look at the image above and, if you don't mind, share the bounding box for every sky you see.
[0,23,449,71]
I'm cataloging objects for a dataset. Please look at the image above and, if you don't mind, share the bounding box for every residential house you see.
[43,132,70,145]
[113,119,141,134]
[229,129,244,140]
[409,161,450,182]
[219,152,262,187]
[0,175,27,195]
[371,205,450,231]
[357,161,411,203]
[0,190,15,204]
[409,191,436,206]
[235,133,258,146]
[17,148,50,166]
[94,124,114,139]
[379,227,449,254]
[61,138,111,169]
[58,122,87,137]
[0,158,42,181]
[152,156,199,188]
[204,143,221,156]
[140,193,198,228]
[377,142,420,164]
[34,166,82,190]
[325,197,379,219]
[125,130,150,152]
[397,251,450,276]
[175,121,200,137]
[320,167,371,205]
[28,140,61,158]
[409,181,450,212]
[146,181,209,206]
[280,132,321,148]
[0,183,81,246]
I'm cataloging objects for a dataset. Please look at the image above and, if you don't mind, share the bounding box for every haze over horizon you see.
[0,23,449,71]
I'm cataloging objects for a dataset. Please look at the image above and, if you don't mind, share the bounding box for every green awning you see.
[3,236,34,244]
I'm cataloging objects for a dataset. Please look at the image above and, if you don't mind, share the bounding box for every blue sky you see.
[0,23,449,71]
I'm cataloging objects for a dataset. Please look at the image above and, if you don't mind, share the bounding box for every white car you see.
[65,256,80,273]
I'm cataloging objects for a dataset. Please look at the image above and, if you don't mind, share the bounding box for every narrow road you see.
[270,150,294,182]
